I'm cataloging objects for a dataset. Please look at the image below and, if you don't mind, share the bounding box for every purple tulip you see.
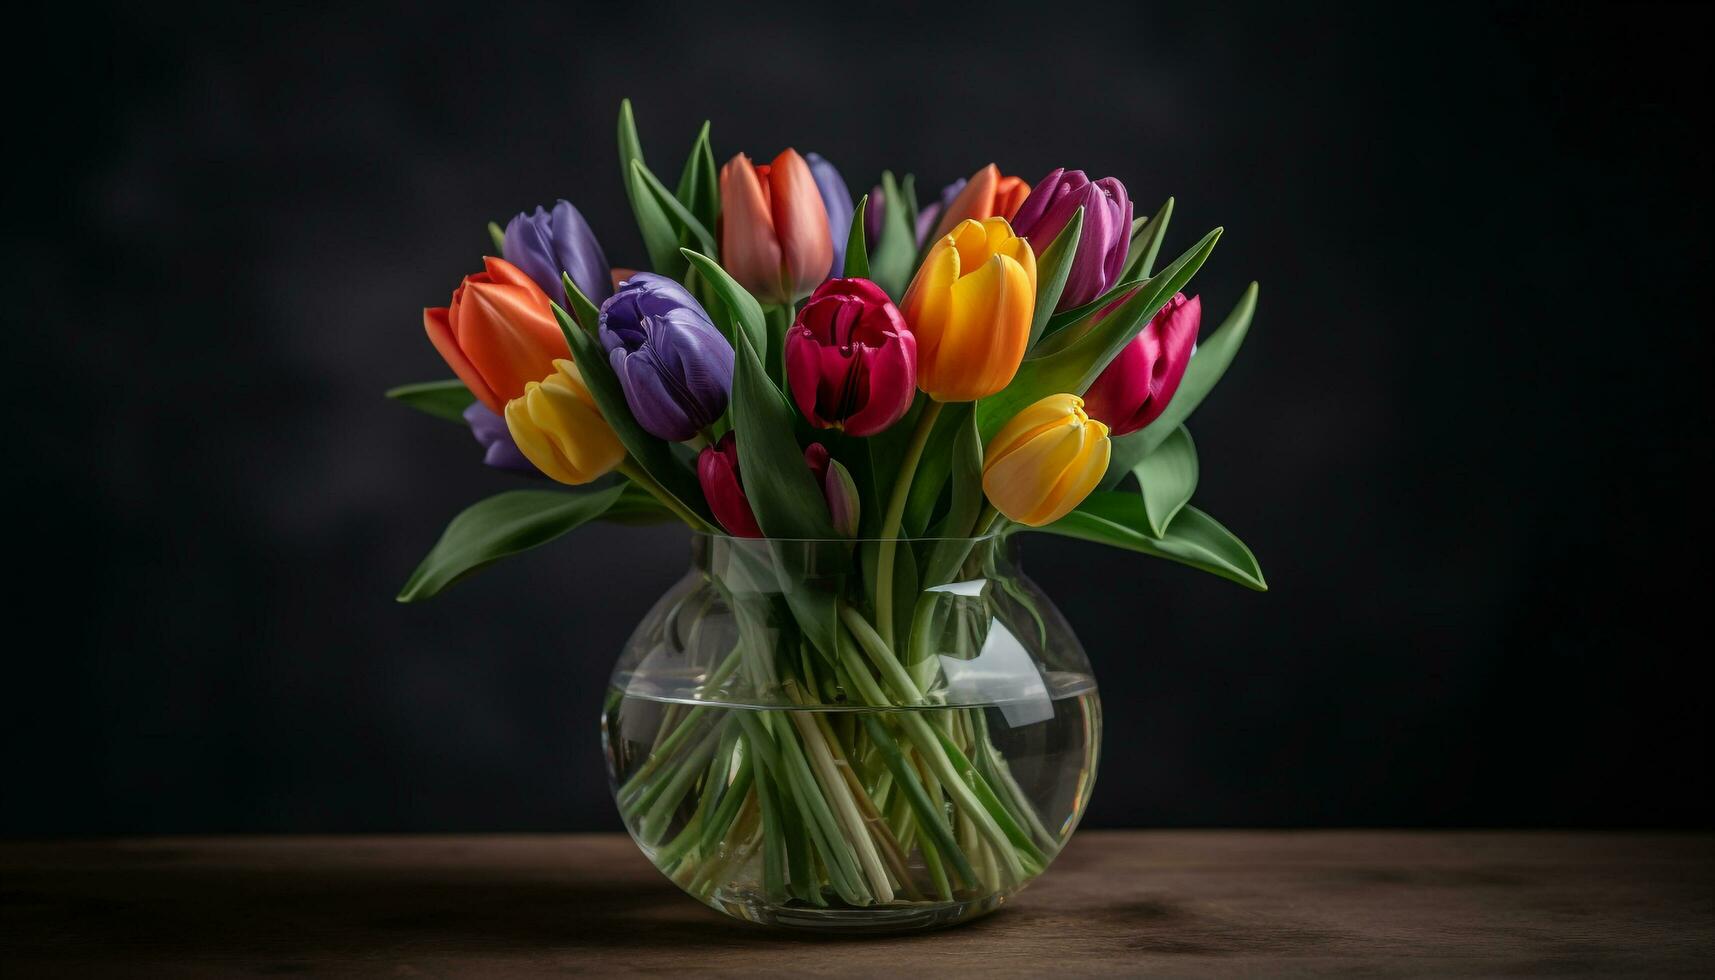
[599,273,733,442]
[503,200,612,306]
[865,178,968,249]
[805,153,854,278]
[1011,169,1133,311]
[462,402,538,475]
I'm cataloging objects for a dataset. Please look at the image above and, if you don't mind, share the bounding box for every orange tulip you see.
[930,164,1032,241]
[424,257,569,413]
[902,217,1037,402]
[719,149,833,304]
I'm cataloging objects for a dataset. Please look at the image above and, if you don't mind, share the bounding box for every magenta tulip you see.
[784,278,917,437]
[804,443,860,537]
[696,432,764,538]
[1082,292,1201,435]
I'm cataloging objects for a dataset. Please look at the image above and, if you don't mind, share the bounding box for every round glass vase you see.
[601,532,1101,933]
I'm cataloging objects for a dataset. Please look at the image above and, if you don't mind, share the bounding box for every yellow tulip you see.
[504,359,627,485]
[982,393,1111,527]
[901,217,1037,402]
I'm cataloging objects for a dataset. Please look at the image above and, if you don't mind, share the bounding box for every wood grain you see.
[3,832,1711,977]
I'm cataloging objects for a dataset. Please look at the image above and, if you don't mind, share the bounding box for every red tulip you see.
[719,149,833,304]
[784,278,917,437]
[696,432,764,538]
[423,257,568,413]
[1081,292,1201,435]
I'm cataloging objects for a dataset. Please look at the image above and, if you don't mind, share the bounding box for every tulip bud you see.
[503,360,626,486]
[804,443,861,537]
[463,402,538,474]
[719,149,834,304]
[902,218,1037,402]
[805,153,854,278]
[1011,169,1134,311]
[982,393,1111,527]
[424,257,569,413]
[502,199,613,306]
[1081,293,1201,435]
[929,165,1032,241]
[696,432,764,538]
[785,278,917,437]
[599,273,734,442]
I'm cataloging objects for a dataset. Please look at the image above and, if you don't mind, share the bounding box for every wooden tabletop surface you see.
[3,831,1711,977]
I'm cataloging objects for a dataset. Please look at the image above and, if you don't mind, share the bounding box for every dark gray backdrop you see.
[7,1,1710,832]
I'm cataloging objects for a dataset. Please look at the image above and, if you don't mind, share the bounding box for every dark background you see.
[7,1,1710,834]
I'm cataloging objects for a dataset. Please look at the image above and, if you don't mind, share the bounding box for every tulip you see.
[784,278,917,436]
[696,432,764,538]
[463,402,537,474]
[719,149,833,304]
[804,443,861,537]
[982,393,1111,527]
[1081,292,1201,435]
[929,164,1031,241]
[805,153,854,277]
[502,199,612,305]
[867,177,967,248]
[503,360,626,485]
[901,218,1037,402]
[599,272,733,442]
[1011,169,1134,311]
[423,257,568,413]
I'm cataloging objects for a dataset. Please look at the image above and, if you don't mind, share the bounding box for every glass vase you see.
[601,532,1101,933]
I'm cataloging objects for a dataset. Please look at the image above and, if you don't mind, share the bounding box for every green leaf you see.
[843,195,870,279]
[1135,426,1198,536]
[632,158,718,257]
[673,120,720,233]
[923,408,985,587]
[397,486,626,601]
[680,248,768,359]
[869,171,916,300]
[1131,281,1258,456]
[487,221,507,255]
[602,482,679,525]
[902,402,972,537]
[618,99,686,278]
[560,272,602,337]
[386,380,475,423]
[552,303,711,523]
[1038,492,1265,591]
[976,227,1222,442]
[730,328,836,540]
[1027,207,1084,349]
[1123,197,1174,280]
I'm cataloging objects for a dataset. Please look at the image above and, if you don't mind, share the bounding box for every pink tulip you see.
[1082,292,1201,435]
[784,278,917,437]
[719,149,833,304]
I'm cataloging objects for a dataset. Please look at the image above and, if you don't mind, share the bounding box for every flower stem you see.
[617,460,713,532]
[876,399,944,648]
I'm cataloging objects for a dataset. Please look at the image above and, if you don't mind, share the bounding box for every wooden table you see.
[3,832,1711,977]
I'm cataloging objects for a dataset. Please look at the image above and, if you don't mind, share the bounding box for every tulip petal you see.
[719,153,786,303]
[425,306,503,412]
[770,150,835,301]
[932,164,998,240]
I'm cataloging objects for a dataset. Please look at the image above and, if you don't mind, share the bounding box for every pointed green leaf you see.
[923,408,985,587]
[487,221,507,255]
[870,171,916,300]
[386,380,475,423]
[1132,281,1258,456]
[902,402,972,537]
[843,195,870,279]
[618,99,686,277]
[1135,426,1198,535]
[1124,197,1174,280]
[397,486,626,601]
[976,227,1222,442]
[560,272,602,336]
[1038,492,1265,591]
[1027,207,1084,348]
[680,248,768,360]
[632,158,718,257]
[731,327,836,540]
[552,303,711,523]
[673,120,719,232]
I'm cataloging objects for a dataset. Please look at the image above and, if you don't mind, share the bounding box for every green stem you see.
[875,399,945,648]
[616,460,713,531]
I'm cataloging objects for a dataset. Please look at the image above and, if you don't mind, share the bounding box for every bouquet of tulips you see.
[390,101,1263,919]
